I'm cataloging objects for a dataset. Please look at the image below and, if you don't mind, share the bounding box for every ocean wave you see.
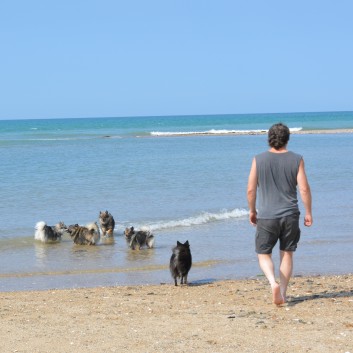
[136,208,249,232]
[150,127,302,136]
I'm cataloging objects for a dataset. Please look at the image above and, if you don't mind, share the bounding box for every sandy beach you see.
[1,274,352,352]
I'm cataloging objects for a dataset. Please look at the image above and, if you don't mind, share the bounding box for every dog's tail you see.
[34,221,47,241]
[35,221,47,231]
[146,233,155,248]
[86,222,99,233]
[85,222,100,243]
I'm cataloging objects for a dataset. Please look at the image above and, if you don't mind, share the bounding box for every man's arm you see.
[247,158,258,226]
[297,158,313,227]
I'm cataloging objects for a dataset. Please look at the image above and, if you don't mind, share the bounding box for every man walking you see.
[247,123,312,305]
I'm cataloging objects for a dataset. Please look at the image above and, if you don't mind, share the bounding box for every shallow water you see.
[0,214,351,292]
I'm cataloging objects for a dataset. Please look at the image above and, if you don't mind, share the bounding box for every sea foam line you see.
[138,208,249,232]
[150,127,302,136]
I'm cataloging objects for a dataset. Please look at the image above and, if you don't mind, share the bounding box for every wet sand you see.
[1,274,352,352]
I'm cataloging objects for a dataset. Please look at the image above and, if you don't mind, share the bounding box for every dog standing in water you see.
[124,226,155,250]
[170,240,192,286]
[99,211,115,237]
[67,222,100,245]
[34,221,68,243]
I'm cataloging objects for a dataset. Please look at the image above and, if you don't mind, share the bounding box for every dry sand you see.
[1,274,352,353]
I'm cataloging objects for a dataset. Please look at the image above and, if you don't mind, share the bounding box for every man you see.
[247,123,312,305]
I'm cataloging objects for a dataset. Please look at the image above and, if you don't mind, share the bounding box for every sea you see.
[1,111,352,292]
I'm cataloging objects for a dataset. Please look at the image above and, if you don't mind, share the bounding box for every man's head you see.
[268,123,290,150]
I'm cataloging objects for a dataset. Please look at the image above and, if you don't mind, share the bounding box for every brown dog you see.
[99,211,115,237]
[67,223,100,245]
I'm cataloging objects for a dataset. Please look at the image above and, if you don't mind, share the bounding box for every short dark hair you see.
[268,123,290,149]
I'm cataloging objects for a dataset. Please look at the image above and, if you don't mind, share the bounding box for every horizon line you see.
[1,110,352,122]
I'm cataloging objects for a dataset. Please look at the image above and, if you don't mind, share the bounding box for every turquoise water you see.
[0,112,353,291]
[1,111,353,140]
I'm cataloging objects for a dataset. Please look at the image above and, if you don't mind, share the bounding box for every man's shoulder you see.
[288,151,303,159]
[255,151,271,163]
[255,151,269,159]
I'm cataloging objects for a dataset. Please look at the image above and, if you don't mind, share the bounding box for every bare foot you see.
[272,283,285,305]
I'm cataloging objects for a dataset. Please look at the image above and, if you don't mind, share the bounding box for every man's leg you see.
[258,254,284,305]
[279,250,293,302]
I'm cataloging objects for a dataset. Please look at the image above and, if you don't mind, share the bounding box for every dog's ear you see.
[131,226,134,231]
[184,240,189,247]
[177,241,182,246]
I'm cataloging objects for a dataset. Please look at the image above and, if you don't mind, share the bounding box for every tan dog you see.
[67,222,100,245]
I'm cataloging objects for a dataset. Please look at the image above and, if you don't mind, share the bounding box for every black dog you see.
[170,240,192,286]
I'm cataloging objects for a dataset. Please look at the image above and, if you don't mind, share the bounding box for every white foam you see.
[140,208,249,232]
[150,127,302,136]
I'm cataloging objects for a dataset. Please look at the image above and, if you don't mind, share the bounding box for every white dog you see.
[34,221,68,243]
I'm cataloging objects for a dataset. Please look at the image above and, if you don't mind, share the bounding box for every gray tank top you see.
[255,151,302,219]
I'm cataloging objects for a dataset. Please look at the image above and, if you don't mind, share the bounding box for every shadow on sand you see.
[288,288,353,306]
[159,278,217,287]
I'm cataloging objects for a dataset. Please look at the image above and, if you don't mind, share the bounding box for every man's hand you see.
[304,214,313,227]
[249,211,257,226]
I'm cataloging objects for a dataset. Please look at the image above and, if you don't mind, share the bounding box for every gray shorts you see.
[255,214,301,254]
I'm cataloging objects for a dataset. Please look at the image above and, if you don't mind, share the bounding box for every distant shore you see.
[293,128,353,134]
[1,274,352,352]
[150,128,353,137]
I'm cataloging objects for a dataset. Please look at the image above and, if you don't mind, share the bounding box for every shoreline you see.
[1,273,352,352]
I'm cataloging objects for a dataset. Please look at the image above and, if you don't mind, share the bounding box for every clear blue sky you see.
[1,1,353,120]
